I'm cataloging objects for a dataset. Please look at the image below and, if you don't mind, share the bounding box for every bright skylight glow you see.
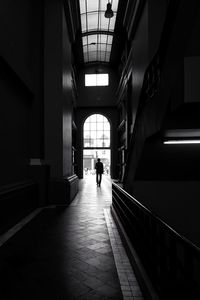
[79,0,119,63]
[85,74,109,86]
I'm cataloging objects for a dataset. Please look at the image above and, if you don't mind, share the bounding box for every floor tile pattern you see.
[104,209,144,300]
[0,175,122,299]
[0,175,144,299]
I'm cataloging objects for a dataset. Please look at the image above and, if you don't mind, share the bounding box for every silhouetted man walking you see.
[95,158,103,187]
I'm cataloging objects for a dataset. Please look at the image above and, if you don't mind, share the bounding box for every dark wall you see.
[0,60,32,185]
[0,0,43,185]
[75,107,118,179]
[132,180,200,247]
[148,0,168,59]
[135,137,200,180]
[76,65,118,107]
[125,1,200,191]
[44,1,74,179]
[123,1,200,246]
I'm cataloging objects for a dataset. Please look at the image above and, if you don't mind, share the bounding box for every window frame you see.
[83,114,111,148]
[85,73,109,87]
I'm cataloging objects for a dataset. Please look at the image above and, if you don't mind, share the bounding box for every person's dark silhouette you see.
[95,158,103,187]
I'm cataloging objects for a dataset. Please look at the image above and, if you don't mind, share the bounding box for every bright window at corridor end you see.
[85,73,109,86]
[84,114,110,148]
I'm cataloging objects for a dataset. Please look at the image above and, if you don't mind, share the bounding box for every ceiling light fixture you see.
[105,2,114,18]
[164,139,200,144]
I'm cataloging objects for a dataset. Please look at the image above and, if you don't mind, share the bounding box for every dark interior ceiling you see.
[72,0,128,70]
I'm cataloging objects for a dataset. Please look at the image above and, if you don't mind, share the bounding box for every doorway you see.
[83,114,111,178]
[83,149,110,177]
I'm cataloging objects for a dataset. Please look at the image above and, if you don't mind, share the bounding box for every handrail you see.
[112,182,200,298]
[112,182,200,253]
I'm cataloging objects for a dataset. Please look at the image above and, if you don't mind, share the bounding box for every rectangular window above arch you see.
[85,73,109,86]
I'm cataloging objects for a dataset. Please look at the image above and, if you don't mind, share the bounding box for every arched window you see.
[84,114,110,148]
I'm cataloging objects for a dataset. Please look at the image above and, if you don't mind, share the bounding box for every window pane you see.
[87,12,98,31]
[87,0,98,12]
[97,114,103,122]
[97,52,101,61]
[85,74,96,86]
[100,44,107,51]
[109,14,117,31]
[81,14,87,32]
[103,132,110,140]
[112,0,119,11]
[84,123,90,130]
[104,123,110,130]
[83,45,88,53]
[90,114,96,122]
[99,0,108,11]
[84,54,89,62]
[90,122,97,130]
[82,36,87,45]
[104,140,110,147]
[79,0,86,13]
[84,132,90,139]
[87,35,97,44]
[107,35,113,44]
[97,131,102,139]
[99,34,108,44]
[100,12,109,30]
[90,131,96,140]
[105,52,110,62]
[106,44,111,52]
[97,123,103,130]
[96,139,102,147]
[88,51,97,61]
[97,74,108,86]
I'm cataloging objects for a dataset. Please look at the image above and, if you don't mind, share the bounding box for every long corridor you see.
[0,175,143,300]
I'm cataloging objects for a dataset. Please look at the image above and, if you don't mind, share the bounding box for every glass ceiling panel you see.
[82,36,87,45]
[84,53,89,62]
[81,14,86,32]
[107,35,113,44]
[112,0,119,11]
[99,0,110,11]
[79,0,86,14]
[88,44,98,52]
[79,0,119,63]
[87,35,98,44]
[88,52,97,61]
[109,14,117,30]
[100,44,107,51]
[87,12,98,31]
[87,0,99,11]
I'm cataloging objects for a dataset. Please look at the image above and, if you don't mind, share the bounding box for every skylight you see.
[79,0,119,63]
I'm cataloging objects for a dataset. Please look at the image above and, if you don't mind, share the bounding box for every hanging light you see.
[104,2,114,18]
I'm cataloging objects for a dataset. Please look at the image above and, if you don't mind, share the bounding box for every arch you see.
[83,113,110,148]
[83,113,111,177]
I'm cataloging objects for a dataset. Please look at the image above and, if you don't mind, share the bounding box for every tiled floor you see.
[0,175,143,299]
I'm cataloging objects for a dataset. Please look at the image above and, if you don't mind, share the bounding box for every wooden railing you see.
[112,182,200,299]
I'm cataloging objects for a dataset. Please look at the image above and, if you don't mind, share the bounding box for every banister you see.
[112,182,200,253]
[112,182,200,298]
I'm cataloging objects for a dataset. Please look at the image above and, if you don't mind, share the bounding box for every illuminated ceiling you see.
[79,0,119,63]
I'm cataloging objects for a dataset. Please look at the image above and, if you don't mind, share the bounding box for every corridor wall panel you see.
[0,58,32,185]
